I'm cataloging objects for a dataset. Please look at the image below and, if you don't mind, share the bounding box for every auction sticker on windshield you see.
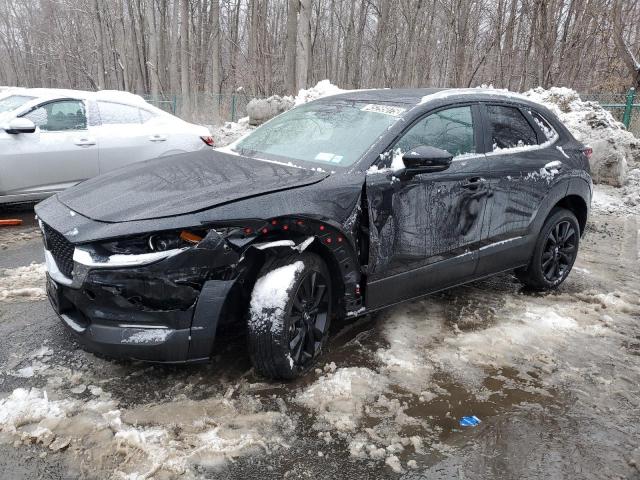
[361,104,406,117]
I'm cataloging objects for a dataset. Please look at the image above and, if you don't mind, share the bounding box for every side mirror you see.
[5,118,36,134]
[402,146,453,175]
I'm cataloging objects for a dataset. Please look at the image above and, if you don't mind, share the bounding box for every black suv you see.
[35,88,592,378]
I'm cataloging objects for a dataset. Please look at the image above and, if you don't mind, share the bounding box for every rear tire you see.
[247,252,332,379]
[515,208,580,291]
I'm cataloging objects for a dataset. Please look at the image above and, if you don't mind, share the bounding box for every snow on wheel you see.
[248,252,332,379]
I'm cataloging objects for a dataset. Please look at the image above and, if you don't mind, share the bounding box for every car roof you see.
[0,87,171,118]
[318,87,550,112]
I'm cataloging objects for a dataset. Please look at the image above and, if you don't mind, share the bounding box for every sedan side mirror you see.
[402,146,453,175]
[5,118,36,134]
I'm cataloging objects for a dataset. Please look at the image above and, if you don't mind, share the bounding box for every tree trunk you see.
[296,0,311,89]
[285,0,298,93]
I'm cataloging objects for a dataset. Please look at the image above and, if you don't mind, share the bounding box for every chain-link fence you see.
[145,89,640,137]
[581,89,639,136]
[143,93,261,126]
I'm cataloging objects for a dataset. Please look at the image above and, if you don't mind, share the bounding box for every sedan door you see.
[478,103,569,273]
[0,99,98,198]
[365,104,492,309]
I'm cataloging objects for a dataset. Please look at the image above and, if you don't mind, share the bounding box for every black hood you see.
[57,150,329,222]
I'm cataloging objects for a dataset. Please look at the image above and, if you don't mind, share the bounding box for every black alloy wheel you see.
[248,252,332,379]
[515,208,580,291]
[541,220,577,282]
[288,270,330,367]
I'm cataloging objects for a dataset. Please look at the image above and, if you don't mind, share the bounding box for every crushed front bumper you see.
[43,234,240,363]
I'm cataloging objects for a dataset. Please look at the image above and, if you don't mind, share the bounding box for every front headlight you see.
[99,229,207,255]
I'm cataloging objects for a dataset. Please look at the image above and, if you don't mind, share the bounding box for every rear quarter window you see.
[529,110,559,143]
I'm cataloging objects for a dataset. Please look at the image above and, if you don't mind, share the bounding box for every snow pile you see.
[212,80,346,144]
[247,94,294,126]
[210,116,252,147]
[293,79,347,106]
[523,87,640,186]
[249,261,304,335]
[592,167,640,214]
[0,262,46,300]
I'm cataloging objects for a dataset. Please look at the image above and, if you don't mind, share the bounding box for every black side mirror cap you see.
[401,146,453,175]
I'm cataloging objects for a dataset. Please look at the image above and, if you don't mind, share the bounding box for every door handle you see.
[544,160,563,172]
[461,177,486,189]
[149,134,167,142]
[74,138,96,147]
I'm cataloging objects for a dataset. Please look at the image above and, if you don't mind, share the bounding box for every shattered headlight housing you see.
[98,228,237,255]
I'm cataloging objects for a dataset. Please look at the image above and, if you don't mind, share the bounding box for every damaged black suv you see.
[36,88,592,379]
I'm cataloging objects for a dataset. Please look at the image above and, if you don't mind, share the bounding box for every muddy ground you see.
[0,200,639,480]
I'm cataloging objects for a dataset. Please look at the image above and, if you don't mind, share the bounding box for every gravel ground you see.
[0,202,638,480]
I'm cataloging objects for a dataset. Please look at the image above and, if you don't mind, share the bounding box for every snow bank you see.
[523,87,640,186]
[0,262,46,301]
[247,95,294,126]
[212,80,347,144]
[293,79,347,106]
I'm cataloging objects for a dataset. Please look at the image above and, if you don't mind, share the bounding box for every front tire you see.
[247,252,332,379]
[515,208,580,291]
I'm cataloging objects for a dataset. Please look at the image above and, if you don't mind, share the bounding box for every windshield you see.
[233,101,405,168]
[0,94,35,115]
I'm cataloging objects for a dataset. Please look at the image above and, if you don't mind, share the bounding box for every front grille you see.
[43,223,75,278]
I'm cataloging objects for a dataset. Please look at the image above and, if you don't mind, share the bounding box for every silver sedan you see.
[0,88,213,205]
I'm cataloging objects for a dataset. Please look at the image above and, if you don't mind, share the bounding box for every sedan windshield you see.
[0,95,35,114]
[233,101,404,168]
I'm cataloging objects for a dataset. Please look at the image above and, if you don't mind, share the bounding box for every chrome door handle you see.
[149,134,167,142]
[74,138,96,147]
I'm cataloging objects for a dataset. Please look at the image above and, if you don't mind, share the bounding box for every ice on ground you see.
[249,261,304,335]
[0,262,46,301]
[296,367,388,432]
[0,386,294,478]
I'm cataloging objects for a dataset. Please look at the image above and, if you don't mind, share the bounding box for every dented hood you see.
[56,150,330,222]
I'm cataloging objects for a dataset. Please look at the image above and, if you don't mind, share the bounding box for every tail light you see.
[582,146,593,160]
[201,136,214,147]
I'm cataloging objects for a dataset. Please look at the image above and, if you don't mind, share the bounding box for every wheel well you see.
[554,195,587,234]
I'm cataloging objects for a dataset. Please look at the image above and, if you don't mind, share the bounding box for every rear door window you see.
[396,106,476,157]
[485,105,537,151]
[98,101,142,125]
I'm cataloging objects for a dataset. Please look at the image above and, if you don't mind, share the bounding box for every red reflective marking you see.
[244,228,253,235]
[283,225,289,231]
[261,228,268,234]
[325,237,332,244]
[319,225,325,231]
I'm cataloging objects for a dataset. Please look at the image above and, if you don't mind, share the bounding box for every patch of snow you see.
[0,263,46,301]
[293,79,347,106]
[249,261,304,335]
[121,329,170,345]
[296,367,388,432]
